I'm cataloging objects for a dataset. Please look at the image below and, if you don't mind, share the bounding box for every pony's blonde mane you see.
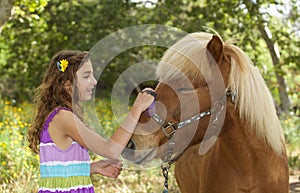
[224,43,284,154]
[156,32,285,155]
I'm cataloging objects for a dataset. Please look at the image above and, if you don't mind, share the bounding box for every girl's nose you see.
[91,76,97,85]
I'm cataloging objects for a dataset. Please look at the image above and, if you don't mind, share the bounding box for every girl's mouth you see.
[87,88,94,94]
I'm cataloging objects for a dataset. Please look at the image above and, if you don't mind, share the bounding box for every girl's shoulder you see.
[52,107,73,121]
[44,107,69,126]
[51,106,72,117]
[46,107,80,150]
[53,106,72,113]
[45,107,73,126]
[49,107,87,149]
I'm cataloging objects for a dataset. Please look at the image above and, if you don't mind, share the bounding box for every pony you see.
[122,32,289,193]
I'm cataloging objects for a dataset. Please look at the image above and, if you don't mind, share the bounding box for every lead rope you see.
[161,162,172,193]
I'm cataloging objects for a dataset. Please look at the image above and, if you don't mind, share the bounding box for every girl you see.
[27,50,155,193]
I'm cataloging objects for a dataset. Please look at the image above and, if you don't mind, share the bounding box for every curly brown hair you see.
[27,50,89,153]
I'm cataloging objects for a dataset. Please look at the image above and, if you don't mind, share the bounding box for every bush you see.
[282,114,300,172]
[0,99,39,192]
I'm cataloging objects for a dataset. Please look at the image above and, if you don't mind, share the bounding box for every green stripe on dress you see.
[39,176,92,189]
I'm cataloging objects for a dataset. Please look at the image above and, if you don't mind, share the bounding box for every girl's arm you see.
[55,89,155,159]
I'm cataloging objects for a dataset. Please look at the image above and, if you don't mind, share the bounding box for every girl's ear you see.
[206,35,224,64]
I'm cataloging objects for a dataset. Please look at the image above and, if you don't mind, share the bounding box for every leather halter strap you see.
[152,108,212,163]
[151,87,236,163]
[152,109,212,139]
[152,87,236,140]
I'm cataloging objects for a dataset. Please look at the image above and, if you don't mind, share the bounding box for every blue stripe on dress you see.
[40,162,90,178]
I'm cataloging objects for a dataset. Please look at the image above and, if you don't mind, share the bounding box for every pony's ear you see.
[206,35,223,64]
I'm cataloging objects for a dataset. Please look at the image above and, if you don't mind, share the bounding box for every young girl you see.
[27,50,155,193]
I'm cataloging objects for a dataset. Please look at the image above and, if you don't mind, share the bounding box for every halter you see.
[154,88,236,192]
[152,110,212,139]
[153,88,236,151]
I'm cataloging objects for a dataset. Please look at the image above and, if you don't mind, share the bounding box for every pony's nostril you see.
[126,139,136,150]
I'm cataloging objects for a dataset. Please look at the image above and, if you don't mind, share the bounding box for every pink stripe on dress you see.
[40,142,90,163]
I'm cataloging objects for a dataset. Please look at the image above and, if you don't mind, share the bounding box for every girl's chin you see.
[79,96,92,102]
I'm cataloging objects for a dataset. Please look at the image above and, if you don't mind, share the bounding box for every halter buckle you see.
[162,122,177,139]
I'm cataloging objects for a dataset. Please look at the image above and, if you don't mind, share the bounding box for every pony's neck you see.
[219,101,275,163]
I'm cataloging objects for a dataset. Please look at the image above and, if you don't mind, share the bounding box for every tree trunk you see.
[257,24,291,113]
[243,0,291,113]
[0,0,14,34]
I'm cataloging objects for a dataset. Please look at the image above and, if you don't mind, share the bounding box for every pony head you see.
[122,32,284,165]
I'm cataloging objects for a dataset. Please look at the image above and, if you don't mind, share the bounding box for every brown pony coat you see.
[175,103,289,193]
[125,32,289,193]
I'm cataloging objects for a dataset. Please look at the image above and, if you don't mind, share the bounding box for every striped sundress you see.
[39,107,94,193]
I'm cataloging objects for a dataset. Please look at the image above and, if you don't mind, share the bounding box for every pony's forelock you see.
[156,32,214,84]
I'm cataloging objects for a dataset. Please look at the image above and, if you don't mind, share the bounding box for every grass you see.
[0,98,299,192]
[0,98,180,193]
[92,166,180,193]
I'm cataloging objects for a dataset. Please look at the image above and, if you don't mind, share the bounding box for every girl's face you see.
[76,60,97,101]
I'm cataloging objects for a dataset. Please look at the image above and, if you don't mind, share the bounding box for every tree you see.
[242,0,293,113]
[0,0,298,114]
[160,0,298,114]
[0,0,49,99]
[0,0,13,34]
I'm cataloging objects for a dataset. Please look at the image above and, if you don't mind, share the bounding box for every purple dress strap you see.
[43,107,71,130]
[40,107,72,143]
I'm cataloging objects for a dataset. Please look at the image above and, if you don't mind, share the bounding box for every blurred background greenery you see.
[0,0,299,192]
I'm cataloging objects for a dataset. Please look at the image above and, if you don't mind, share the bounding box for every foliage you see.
[282,114,300,171]
[0,0,299,112]
[83,98,120,138]
[0,0,49,100]
[0,98,39,192]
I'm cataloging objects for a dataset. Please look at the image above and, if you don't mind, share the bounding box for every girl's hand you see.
[132,88,156,112]
[91,159,123,178]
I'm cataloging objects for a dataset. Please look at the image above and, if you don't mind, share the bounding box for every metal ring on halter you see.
[162,122,177,139]
[212,100,225,126]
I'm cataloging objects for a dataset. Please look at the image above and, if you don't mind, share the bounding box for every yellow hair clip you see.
[57,59,69,72]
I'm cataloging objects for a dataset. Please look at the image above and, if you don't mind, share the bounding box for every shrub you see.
[0,99,39,192]
[282,114,300,172]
